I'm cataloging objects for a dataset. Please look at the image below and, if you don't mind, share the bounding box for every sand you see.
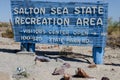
[0,37,120,80]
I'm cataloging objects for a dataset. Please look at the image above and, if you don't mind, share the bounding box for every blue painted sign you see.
[11,0,108,47]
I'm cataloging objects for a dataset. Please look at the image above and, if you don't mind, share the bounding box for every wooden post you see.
[28,43,35,52]
[91,1,105,64]
[92,47,104,64]
[20,43,28,51]
[20,0,35,53]
[20,43,35,52]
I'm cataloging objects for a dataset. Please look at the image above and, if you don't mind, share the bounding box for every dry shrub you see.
[0,22,10,27]
[1,28,14,38]
[107,27,120,48]
[107,18,120,48]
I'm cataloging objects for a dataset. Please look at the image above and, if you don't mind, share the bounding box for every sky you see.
[0,0,120,22]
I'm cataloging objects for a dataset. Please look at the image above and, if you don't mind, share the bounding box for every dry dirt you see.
[0,37,120,80]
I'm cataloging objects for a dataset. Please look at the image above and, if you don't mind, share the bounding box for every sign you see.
[11,0,108,47]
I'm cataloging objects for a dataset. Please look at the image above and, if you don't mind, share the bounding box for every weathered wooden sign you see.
[11,0,108,64]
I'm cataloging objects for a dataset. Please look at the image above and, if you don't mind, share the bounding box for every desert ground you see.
[0,37,120,80]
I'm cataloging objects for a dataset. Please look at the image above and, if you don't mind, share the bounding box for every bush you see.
[0,22,10,27]
[107,18,120,48]
[18,71,30,78]
[1,28,14,38]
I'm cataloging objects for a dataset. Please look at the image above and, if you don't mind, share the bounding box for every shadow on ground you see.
[0,48,20,54]
[105,63,120,67]
[36,50,92,64]
[0,48,92,64]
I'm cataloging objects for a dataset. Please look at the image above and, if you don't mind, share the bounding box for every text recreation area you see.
[14,7,103,26]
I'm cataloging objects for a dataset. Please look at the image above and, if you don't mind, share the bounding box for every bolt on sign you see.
[11,0,108,64]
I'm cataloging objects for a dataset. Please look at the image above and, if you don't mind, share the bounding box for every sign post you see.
[11,0,108,64]
[20,0,35,52]
[93,47,105,64]
[20,43,35,52]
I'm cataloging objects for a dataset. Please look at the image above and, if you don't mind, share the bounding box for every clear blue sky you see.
[0,0,120,22]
